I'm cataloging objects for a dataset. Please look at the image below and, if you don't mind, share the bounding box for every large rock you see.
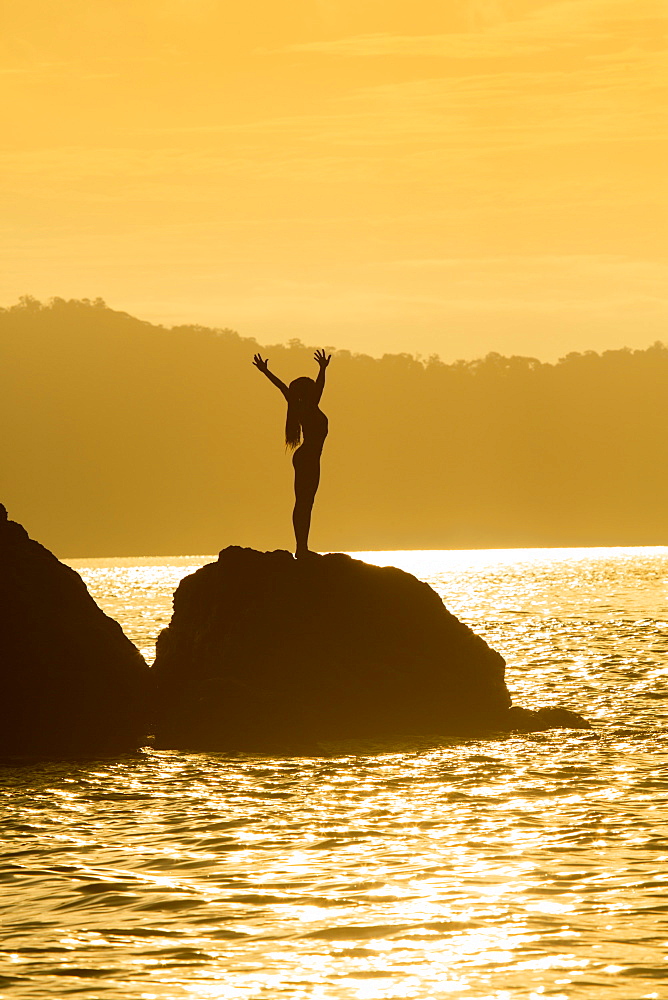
[153,546,587,751]
[0,505,150,754]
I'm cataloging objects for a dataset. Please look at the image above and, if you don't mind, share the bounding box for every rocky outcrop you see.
[153,546,589,751]
[506,705,590,732]
[0,505,150,754]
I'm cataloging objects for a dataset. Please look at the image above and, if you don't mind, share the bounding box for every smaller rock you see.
[0,507,150,755]
[505,706,591,732]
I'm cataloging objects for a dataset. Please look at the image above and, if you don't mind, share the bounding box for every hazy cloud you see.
[282,0,665,57]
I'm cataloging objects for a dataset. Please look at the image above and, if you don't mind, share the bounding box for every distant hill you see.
[1,296,666,556]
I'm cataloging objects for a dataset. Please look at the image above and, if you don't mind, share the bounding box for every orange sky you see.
[2,0,666,360]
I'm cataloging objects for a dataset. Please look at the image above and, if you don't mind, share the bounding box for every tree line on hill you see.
[1,296,666,556]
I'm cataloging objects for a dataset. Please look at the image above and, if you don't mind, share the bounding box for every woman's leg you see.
[293,453,320,558]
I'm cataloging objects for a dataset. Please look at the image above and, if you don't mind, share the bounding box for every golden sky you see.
[2,0,666,360]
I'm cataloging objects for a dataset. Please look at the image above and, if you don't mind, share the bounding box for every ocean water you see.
[1,547,667,1000]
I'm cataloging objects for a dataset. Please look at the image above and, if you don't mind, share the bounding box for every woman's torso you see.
[299,406,328,451]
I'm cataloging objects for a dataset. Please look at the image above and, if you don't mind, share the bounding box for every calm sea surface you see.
[2,547,667,999]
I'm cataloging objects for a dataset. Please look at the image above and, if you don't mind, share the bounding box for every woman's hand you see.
[314,349,331,368]
[252,353,269,373]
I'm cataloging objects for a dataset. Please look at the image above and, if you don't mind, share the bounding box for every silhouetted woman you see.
[253,349,331,559]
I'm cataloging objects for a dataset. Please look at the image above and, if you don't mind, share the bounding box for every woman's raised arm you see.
[313,349,331,403]
[252,354,289,398]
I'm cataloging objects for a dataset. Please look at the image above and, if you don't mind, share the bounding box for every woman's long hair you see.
[285,377,315,450]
